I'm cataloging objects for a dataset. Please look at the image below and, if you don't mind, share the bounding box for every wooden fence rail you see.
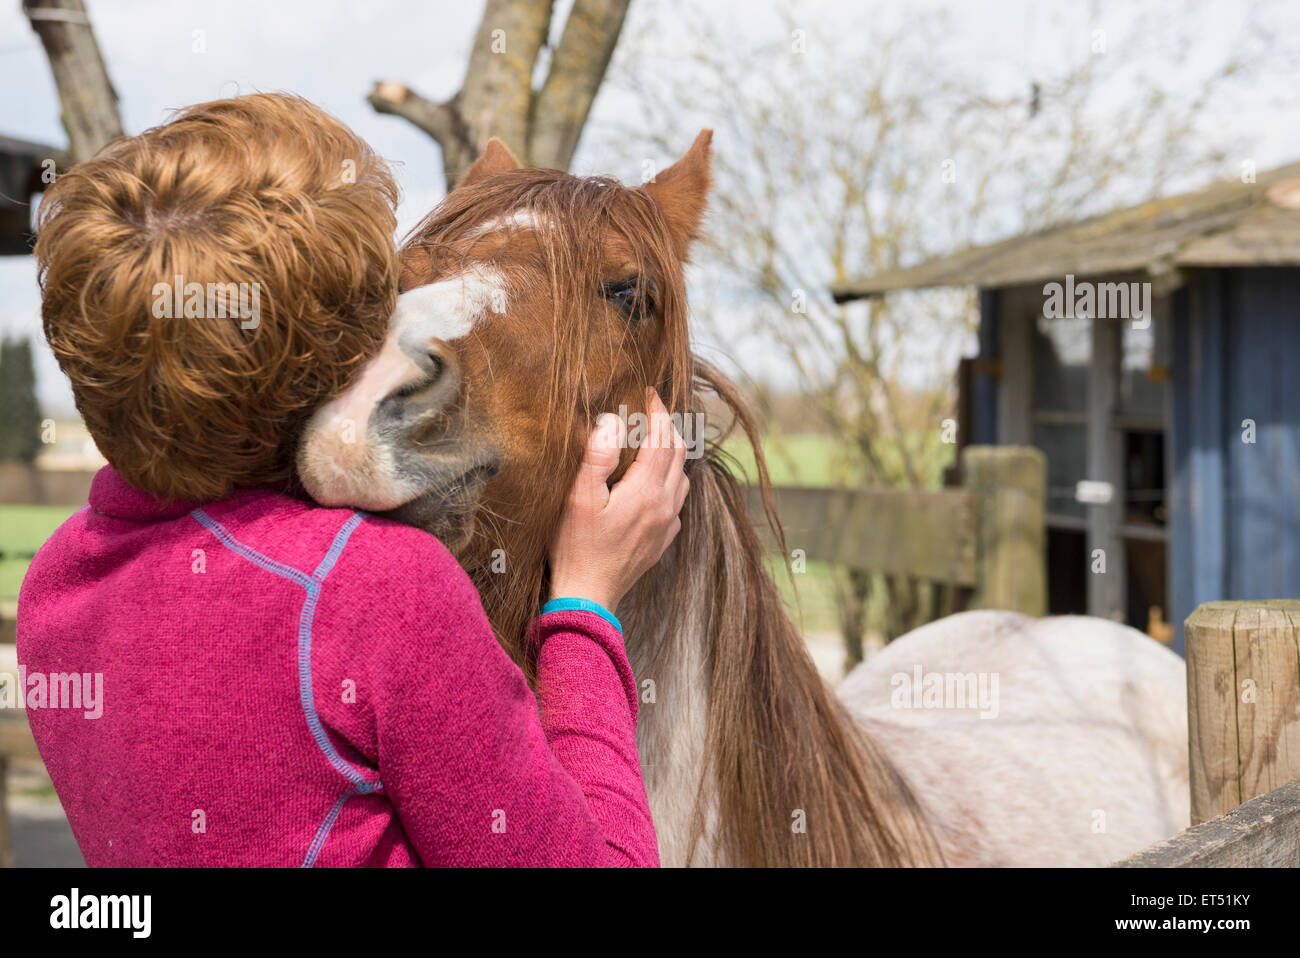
[5,447,1050,611]
[1117,777,1300,867]
[0,463,96,507]
[745,444,1047,616]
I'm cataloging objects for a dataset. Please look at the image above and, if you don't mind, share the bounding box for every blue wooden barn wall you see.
[1170,267,1300,653]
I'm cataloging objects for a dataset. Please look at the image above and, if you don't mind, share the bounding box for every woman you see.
[18,94,683,867]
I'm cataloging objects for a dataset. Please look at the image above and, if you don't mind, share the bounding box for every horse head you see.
[298,132,713,655]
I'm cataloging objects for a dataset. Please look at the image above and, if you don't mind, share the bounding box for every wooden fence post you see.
[0,757,11,867]
[962,445,1046,616]
[1186,600,1300,824]
[0,715,41,868]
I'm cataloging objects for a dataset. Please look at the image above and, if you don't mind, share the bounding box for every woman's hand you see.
[547,389,690,616]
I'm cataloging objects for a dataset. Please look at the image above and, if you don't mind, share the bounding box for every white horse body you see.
[837,610,1190,866]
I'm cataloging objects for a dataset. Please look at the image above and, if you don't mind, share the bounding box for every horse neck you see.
[622,447,945,867]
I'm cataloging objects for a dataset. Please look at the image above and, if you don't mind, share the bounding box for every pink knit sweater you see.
[16,467,659,867]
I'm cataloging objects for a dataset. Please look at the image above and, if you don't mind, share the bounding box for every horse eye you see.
[602,278,655,321]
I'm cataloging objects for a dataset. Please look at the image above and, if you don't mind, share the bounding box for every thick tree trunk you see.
[527,0,631,170]
[23,0,124,163]
[456,0,553,178]
[369,0,632,189]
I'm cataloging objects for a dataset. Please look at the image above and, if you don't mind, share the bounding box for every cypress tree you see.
[0,336,43,463]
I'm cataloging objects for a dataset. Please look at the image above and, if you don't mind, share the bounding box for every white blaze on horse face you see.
[467,209,546,237]
[296,267,509,510]
[391,267,507,352]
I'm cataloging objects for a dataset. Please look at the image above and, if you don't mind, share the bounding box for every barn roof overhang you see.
[0,133,67,257]
[831,161,1300,302]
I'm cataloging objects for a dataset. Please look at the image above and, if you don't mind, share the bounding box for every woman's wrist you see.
[547,578,620,617]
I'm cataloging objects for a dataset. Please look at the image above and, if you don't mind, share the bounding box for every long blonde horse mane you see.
[621,359,945,867]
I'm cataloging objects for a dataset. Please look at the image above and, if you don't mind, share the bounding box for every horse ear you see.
[644,129,712,256]
[458,138,522,187]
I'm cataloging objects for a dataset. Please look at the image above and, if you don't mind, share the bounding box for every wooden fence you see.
[2,465,96,863]
[3,444,1051,612]
[0,713,38,868]
[0,463,95,508]
[1117,600,1300,866]
[1117,778,1300,867]
[745,445,1047,616]
[742,451,1299,865]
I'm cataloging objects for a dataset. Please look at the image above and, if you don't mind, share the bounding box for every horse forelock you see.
[402,169,693,436]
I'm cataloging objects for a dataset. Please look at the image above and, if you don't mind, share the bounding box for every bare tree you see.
[606,0,1293,652]
[368,0,631,188]
[23,0,123,163]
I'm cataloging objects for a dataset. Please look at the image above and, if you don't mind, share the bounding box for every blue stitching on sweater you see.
[292,514,378,790]
[302,785,361,868]
[295,523,376,789]
[312,511,365,580]
[190,508,314,588]
[190,508,386,863]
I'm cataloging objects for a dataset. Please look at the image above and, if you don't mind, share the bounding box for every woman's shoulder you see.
[339,511,469,586]
[202,489,466,583]
[310,511,496,663]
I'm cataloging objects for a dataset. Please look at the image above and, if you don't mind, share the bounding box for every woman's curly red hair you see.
[35,93,399,501]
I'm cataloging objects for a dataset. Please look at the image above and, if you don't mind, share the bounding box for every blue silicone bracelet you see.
[541,597,623,634]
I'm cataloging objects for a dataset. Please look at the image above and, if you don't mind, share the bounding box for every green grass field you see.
[0,504,79,600]
[719,432,862,487]
[719,430,952,490]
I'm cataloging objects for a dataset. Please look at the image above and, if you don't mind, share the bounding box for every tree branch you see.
[367,81,470,165]
[370,0,554,189]
[455,0,553,178]
[23,0,123,163]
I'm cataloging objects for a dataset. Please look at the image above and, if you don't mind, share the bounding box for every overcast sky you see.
[3,0,1299,414]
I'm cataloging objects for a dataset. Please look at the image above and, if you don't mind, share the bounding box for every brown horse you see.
[297,134,1187,866]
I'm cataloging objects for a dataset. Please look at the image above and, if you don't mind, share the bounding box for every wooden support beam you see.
[996,306,1033,445]
[1087,316,1126,620]
[1185,600,1300,824]
[962,445,1047,616]
[970,289,999,445]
